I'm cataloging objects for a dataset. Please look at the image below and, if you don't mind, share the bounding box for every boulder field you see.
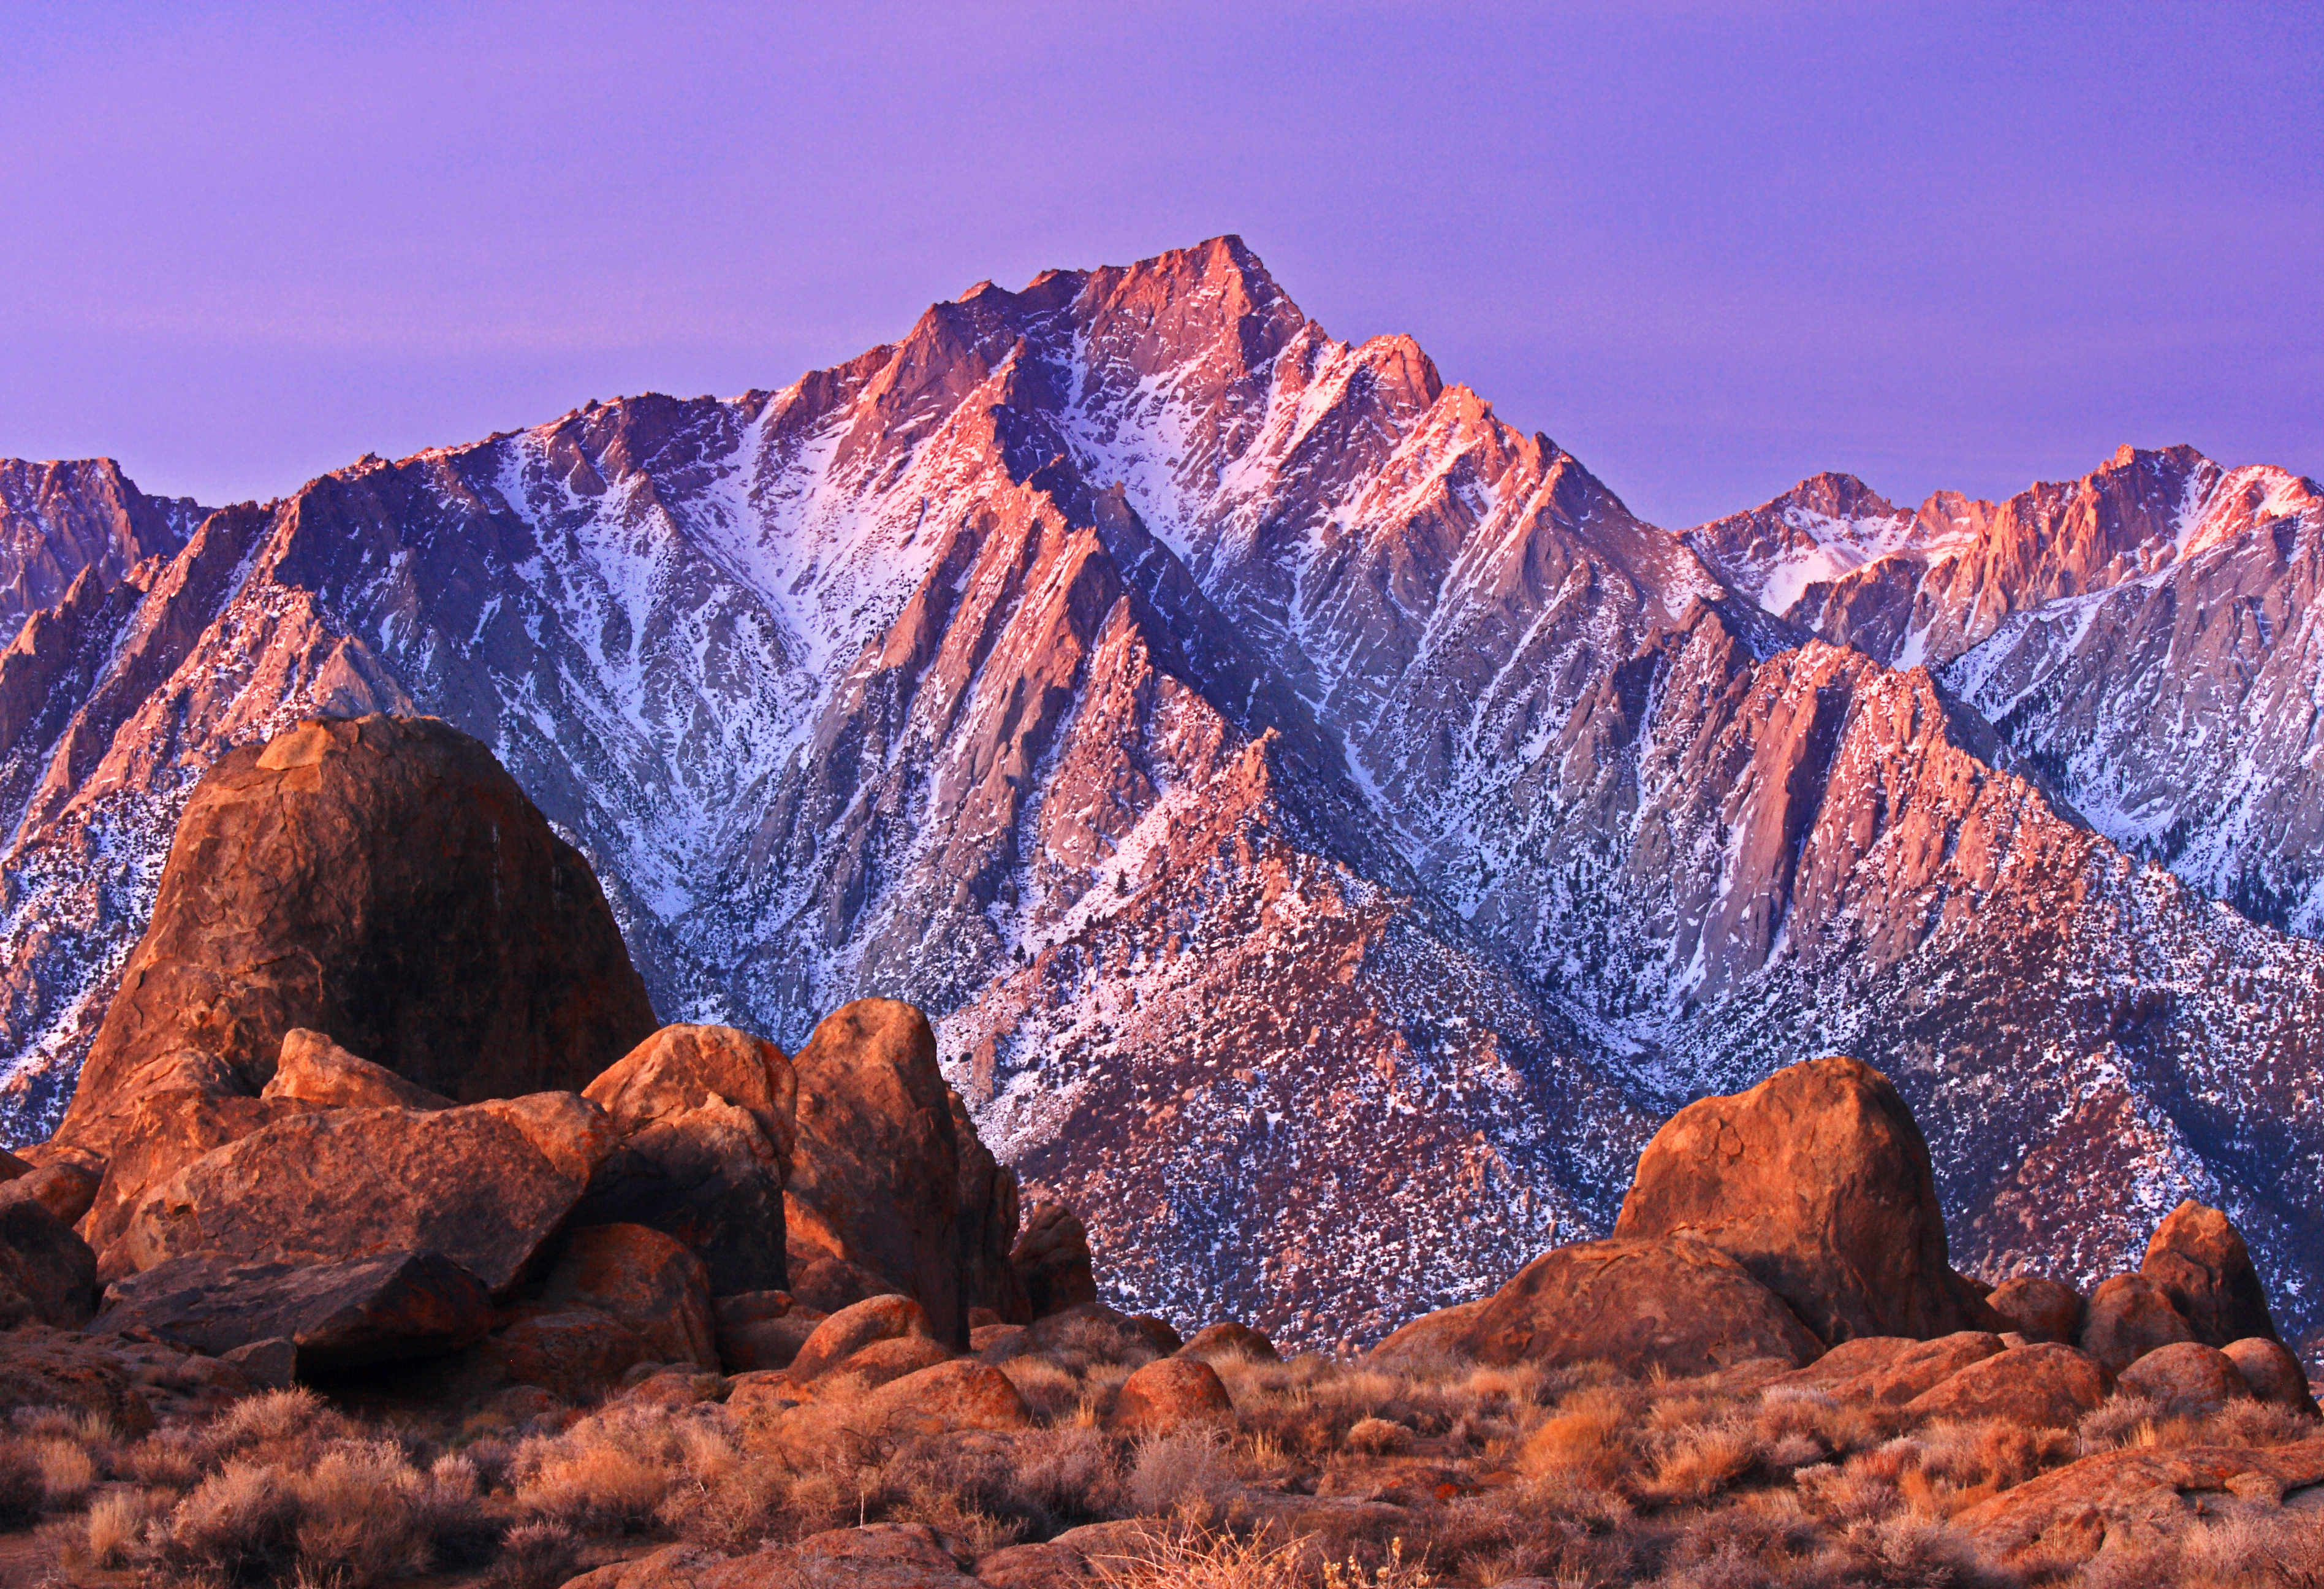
[0,716,2314,1550]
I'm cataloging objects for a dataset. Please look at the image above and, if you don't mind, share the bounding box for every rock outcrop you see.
[57,714,656,1158]
[2078,1273,2197,1376]
[1444,1235,1821,1377]
[1614,1056,1992,1343]
[88,1250,493,1371]
[577,1024,797,1296]
[116,1095,609,1295]
[1011,1202,1098,1319]
[2141,1200,2279,1347]
[0,1198,96,1328]
[786,1001,968,1342]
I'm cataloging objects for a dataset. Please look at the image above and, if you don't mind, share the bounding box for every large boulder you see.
[2141,1200,2280,1347]
[1771,1332,2003,1405]
[56,715,656,1157]
[77,1081,319,1282]
[2116,1341,2243,1417]
[88,1250,493,1372]
[1011,1202,1098,1319]
[712,1292,822,1374]
[1984,1276,2084,1345]
[786,1001,966,1343]
[1613,1056,1991,1343]
[2078,1273,2196,1377]
[789,1294,941,1382]
[0,1327,158,1435]
[0,1159,101,1229]
[0,1198,97,1328]
[857,1359,1032,1436]
[538,1224,717,1370]
[1958,1443,2324,1572]
[1447,1235,1821,1377]
[262,1029,453,1111]
[2222,1337,2320,1416]
[577,1025,797,1295]
[118,1095,609,1295]
[1107,1356,1236,1434]
[1902,1343,2106,1429]
[1369,1298,1490,1362]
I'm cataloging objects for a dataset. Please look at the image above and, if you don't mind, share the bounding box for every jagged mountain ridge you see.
[1692,448,2324,934]
[4,237,2322,1351]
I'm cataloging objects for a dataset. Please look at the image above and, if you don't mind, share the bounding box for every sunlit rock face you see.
[6,237,2323,1352]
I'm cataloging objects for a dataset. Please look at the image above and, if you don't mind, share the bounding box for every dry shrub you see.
[1129,1426,1235,1520]
[1001,1355,1084,1423]
[0,1438,44,1530]
[2074,1505,2324,1589]
[121,1425,205,1490]
[31,1435,97,1508]
[484,1519,582,1589]
[1650,1417,1757,1501]
[1090,1523,1434,1588]
[1755,1385,1886,1466]
[2076,1395,2172,1452]
[1343,1417,1411,1457]
[511,1403,695,1531]
[147,1435,490,1588]
[83,1484,170,1566]
[1517,1386,1633,1486]
[2192,1398,2317,1450]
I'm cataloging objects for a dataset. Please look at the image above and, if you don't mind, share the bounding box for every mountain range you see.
[4,237,2321,1354]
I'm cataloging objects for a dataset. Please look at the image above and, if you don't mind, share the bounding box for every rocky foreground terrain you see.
[0,715,2315,1587]
[4,240,2324,1359]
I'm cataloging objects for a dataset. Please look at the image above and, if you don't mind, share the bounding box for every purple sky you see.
[5,2,2317,528]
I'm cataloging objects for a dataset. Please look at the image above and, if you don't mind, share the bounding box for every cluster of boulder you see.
[0,711,2314,1549]
[1378,1056,2315,1427]
[0,716,1109,1411]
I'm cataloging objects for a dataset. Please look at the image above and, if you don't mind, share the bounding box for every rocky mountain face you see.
[1690,447,2324,933]
[5,238,2323,1352]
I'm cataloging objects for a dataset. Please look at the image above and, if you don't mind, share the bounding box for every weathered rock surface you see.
[1368,1299,1490,1362]
[0,1158,101,1227]
[578,1024,797,1295]
[2141,1199,2280,1347]
[88,1249,493,1371]
[1448,1235,1821,1376]
[790,1254,899,1316]
[1901,1343,2106,1428]
[1984,1276,2083,1344]
[1958,1442,2324,1569]
[1614,1056,1991,1343]
[1108,1355,1236,1433]
[789,1294,941,1382]
[2116,1340,2244,1417]
[1772,1332,2004,1406]
[0,1197,96,1327]
[119,1096,606,1294]
[861,1360,1033,1438]
[469,1308,660,1402]
[787,1001,966,1341]
[1011,1202,1097,1320]
[816,1335,957,1393]
[1179,1322,1278,1363]
[56,714,656,1156]
[541,1223,717,1370]
[0,1324,158,1433]
[950,1088,1030,1325]
[78,1084,318,1282]
[2079,1273,2197,1377]
[2222,1336,2318,1415]
[262,1027,453,1111]
[713,1292,821,1374]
